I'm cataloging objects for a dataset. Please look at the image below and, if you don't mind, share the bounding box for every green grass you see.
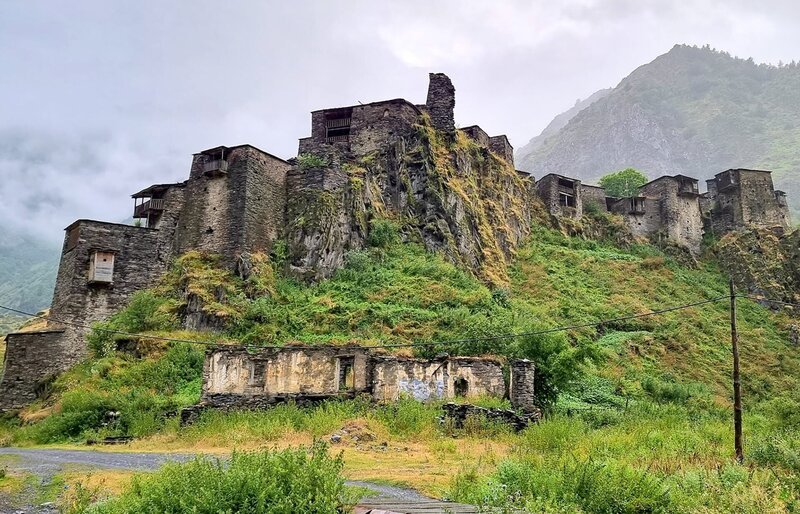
[3,219,800,512]
[67,443,351,514]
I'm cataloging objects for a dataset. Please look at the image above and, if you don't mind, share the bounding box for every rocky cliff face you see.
[285,117,538,286]
[714,228,800,306]
[516,88,612,173]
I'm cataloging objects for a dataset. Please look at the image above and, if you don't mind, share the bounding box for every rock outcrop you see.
[286,118,535,286]
[714,228,800,305]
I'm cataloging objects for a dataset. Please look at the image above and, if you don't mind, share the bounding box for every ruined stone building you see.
[0,73,523,412]
[182,346,537,420]
[703,168,791,235]
[608,174,704,253]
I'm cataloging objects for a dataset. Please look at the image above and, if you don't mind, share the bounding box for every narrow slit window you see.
[248,361,265,386]
[338,357,355,391]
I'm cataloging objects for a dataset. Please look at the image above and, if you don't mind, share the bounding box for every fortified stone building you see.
[0,73,517,411]
[0,73,793,412]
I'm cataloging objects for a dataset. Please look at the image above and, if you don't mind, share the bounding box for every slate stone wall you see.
[47,220,169,364]
[488,135,514,168]
[580,184,608,212]
[536,174,583,218]
[176,146,289,265]
[461,125,490,147]
[707,170,791,234]
[510,359,536,413]
[0,330,67,412]
[426,73,456,133]
[639,177,703,254]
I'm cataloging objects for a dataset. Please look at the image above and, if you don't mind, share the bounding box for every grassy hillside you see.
[520,44,800,219]
[3,216,799,512]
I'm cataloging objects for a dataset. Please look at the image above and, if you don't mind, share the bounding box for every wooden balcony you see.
[203,159,229,176]
[133,198,165,218]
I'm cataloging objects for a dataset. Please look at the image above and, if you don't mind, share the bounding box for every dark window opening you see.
[630,197,645,214]
[325,109,353,143]
[559,193,576,208]
[558,178,575,189]
[248,362,265,386]
[454,378,469,397]
[338,357,355,391]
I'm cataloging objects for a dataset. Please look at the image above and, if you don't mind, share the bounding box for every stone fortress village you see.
[0,73,791,418]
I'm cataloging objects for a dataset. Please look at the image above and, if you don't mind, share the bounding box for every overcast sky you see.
[2,0,800,243]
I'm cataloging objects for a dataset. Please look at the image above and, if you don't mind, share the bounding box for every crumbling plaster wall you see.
[370,356,505,402]
[199,348,518,409]
[204,347,371,397]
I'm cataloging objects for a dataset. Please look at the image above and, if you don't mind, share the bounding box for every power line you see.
[0,295,733,350]
[737,295,800,309]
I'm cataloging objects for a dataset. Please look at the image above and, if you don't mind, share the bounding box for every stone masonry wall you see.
[460,126,490,147]
[737,170,790,230]
[203,347,371,398]
[0,330,67,412]
[370,356,505,402]
[488,135,514,168]
[639,177,703,254]
[580,185,608,212]
[509,359,536,413]
[176,146,289,265]
[426,73,456,133]
[193,347,520,414]
[48,221,169,361]
[610,197,664,240]
[536,174,583,218]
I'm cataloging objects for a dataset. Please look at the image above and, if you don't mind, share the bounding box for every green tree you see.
[599,168,648,197]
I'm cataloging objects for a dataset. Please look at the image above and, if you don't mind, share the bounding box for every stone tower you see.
[426,73,456,133]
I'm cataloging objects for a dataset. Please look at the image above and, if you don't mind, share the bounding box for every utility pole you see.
[730,278,744,463]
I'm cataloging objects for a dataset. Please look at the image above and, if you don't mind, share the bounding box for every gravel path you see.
[0,447,438,512]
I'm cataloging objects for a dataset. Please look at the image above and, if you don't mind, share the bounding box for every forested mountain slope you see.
[0,230,58,333]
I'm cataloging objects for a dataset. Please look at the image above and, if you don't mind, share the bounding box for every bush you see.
[297,153,328,169]
[76,443,348,513]
[87,291,178,357]
[367,219,400,248]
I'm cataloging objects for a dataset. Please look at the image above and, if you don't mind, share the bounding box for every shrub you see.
[641,377,710,405]
[750,431,800,471]
[367,219,400,248]
[297,153,328,169]
[76,443,348,513]
[87,291,178,357]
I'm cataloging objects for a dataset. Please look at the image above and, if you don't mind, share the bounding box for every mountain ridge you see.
[517,44,800,218]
